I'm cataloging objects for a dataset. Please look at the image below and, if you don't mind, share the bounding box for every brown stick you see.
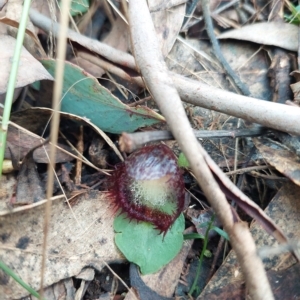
[119,127,268,152]
[29,8,137,70]
[128,1,274,299]
[77,51,144,87]
[230,222,274,299]
[201,0,250,96]
[29,8,300,136]
[172,73,300,136]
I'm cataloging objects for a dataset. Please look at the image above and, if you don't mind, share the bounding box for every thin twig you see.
[206,236,225,283]
[128,96,152,107]
[181,0,200,30]
[77,51,143,86]
[39,0,72,297]
[29,8,136,70]
[250,171,287,180]
[225,165,273,176]
[119,127,269,152]
[201,0,250,96]
[128,1,274,299]
[75,126,84,185]
[258,240,300,259]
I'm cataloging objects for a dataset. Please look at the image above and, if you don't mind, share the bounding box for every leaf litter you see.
[1,0,300,299]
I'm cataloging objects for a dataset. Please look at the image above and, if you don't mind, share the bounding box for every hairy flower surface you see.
[109,144,185,233]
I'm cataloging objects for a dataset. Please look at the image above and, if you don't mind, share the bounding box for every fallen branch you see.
[29,8,136,70]
[119,127,268,152]
[172,73,300,136]
[128,1,274,299]
[30,8,300,136]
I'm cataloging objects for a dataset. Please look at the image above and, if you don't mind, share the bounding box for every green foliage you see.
[189,216,214,296]
[177,152,190,168]
[211,226,229,240]
[0,0,32,175]
[188,215,229,297]
[114,213,185,274]
[41,59,163,133]
[285,3,300,25]
[197,221,229,240]
[203,249,212,258]
[184,233,205,240]
[59,0,90,16]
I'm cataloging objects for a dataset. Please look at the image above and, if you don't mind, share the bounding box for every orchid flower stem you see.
[189,215,215,296]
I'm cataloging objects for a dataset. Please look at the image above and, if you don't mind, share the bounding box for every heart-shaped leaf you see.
[114,213,184,274]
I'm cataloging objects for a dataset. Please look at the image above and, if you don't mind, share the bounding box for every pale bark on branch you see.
[30,8,300,136]
[128,1,274,299]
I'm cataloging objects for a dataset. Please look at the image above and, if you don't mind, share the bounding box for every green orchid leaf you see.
[114,213,184,274]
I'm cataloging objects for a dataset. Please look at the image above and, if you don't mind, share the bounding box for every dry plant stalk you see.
[128,0,274,299]
[40,0,72,297]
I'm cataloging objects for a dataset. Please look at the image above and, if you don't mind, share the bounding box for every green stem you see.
[189,215,215,296]
[0,260,42,299]
[0,0,32,176]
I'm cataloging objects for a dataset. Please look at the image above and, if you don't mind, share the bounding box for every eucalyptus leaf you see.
[59,0,89,16]
[114,213,184,274]
[40,59,164,133]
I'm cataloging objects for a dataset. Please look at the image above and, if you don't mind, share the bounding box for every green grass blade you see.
[0,260,42,299]
[212,226,229,241]
[0,0,32,176]
[184,233,205,240]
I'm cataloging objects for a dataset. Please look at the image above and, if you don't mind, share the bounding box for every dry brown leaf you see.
[71,15,130,79]
[198,263,300,299]
[69,56,105,78]
[125,239,193,300]
[35,278,75,300]
[199,182,300,299]
[4,0,44,55]
[0,174,17,206]
[103,14,129,54]
[0,191,122,299]
[10,107,123,162]
[0,35,53,96]
[31,0,58,20]
[15,143,45,205]
[253,138,300,186]
[0,17,44,55]
[5,123,74,163]
[149,0,186,57]
[167,38,272,100]
[149,0,188,12]
[218,22,298,52]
